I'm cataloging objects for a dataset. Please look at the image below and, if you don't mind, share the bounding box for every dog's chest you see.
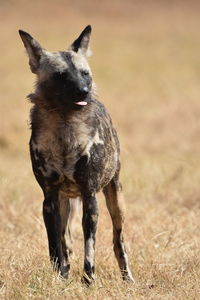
[31,112,105,187]
[33,119,89,176]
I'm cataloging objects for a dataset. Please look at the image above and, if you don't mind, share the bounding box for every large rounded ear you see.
[19,30,44,73]
[70,25,92,56]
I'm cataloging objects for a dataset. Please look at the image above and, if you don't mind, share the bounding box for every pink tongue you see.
[75,101,87,106]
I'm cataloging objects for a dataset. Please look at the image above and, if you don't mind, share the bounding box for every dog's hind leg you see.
[60,194,81,258]
[103,174,134,283]
[59,193,73,261]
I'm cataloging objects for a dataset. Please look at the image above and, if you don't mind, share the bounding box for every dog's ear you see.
[19,30,44,73]
[70,25,92,56]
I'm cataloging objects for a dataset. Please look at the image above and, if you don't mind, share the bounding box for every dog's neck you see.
[28,92,89,114]
[29,93,98,133]
[27,81,97,113]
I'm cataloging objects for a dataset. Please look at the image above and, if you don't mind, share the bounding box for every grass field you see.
[1,1,200,299]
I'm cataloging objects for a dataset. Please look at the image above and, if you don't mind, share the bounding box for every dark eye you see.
[81,70,89,76]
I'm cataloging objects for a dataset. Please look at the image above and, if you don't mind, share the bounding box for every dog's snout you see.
[81,86,89,95]
[77,86,89,97]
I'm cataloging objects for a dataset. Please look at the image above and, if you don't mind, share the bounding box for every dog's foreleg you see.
[82,193,98,285]
[43,188,70,278]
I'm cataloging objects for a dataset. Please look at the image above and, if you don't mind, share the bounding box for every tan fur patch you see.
[91,214,98,223]
[69,50,92,75]
[85,235,95,267]
[38,51,69,81]
[82,130,104,158]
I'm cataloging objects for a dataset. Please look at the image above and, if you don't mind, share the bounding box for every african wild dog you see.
[19,25,134,284]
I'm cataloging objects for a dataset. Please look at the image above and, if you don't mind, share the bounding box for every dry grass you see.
[1,1,200,299]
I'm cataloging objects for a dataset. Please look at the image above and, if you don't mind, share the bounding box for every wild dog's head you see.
[19,26,93,109]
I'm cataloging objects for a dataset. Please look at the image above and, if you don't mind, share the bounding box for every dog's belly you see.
[60,178,81,198]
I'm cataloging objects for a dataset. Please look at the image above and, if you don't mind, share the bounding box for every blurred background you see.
[1,0,200,155]
[1,0,200,298]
